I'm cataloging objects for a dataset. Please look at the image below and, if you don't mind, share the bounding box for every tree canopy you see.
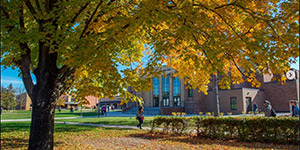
[1,0,298,149]
[1,84,17,110]
[1,0,298,100]
[138,0,299,93]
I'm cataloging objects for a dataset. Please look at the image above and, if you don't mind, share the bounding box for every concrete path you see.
[55,121,154,130]
[1,111,291,122]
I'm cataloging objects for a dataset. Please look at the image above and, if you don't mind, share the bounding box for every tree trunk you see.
[28,85,57,150]
[27,50,61,149]
[214,73,220,117]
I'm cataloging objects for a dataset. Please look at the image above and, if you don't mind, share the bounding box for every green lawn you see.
[59,116,155,127]
[1,109,99,120]
[1,121,297,150]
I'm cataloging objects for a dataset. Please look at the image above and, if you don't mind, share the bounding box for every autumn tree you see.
[56,96,65,112]
[1,0,299,149]
[136,0,299,116]
[1,0,150,149]
[1,84,17,110]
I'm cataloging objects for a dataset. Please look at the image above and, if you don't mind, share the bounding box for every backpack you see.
[271,108,276,117]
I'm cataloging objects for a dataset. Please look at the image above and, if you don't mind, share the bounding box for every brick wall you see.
[160,107,185,115]
[241,88,265,112]
[263,80,298,112]
[184,85,206,113]
[85,96,98,108]
[217,89,243,114]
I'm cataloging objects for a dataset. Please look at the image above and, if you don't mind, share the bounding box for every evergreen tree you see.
[1,84,17,110]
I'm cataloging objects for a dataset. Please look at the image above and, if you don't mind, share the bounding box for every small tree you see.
[1,84,17,110]
[15,87,26,110]
[56,96,65,112]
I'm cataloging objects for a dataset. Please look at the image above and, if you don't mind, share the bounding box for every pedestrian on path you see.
[136,106,144,129]
[290,100,299,117]
[253,102,258,115]
[263,100,276,117]
[102,106,107,116]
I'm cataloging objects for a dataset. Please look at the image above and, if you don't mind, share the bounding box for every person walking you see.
[253,102,258,115]
[136,106,144,129]
[102,106,107,116]
[263,100,276,117]
[290,100,299,117]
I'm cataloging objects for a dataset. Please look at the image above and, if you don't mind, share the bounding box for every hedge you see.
[151,116,300,144]
[151,116,189,135]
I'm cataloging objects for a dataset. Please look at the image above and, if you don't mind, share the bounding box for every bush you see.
[151,116,189,135]
[151,116,299,144]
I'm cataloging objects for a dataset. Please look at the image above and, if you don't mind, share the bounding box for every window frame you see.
[230,97,237,110]
[188,88,193,97]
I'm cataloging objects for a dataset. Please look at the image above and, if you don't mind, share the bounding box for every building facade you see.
[130,66,299,115]
[15,93,121,110]
[15,93,32,110]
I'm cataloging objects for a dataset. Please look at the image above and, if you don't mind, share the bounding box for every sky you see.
[1,57,299,89]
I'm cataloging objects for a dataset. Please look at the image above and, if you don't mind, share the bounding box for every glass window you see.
[153,77,159,107]
[230,97,237,110]
[173,77,181,107]
[162,75,170,107]
[188,87,193,97]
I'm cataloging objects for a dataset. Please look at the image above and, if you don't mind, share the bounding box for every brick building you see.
[129,66,299,115]
[15,93,32,110]
[15,94,120,110]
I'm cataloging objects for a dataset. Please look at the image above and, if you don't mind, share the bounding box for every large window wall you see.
[173,77,181,107]
[153,77,159,107]
[162,75,170,107]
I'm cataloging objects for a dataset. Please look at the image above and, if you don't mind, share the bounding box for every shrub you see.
[151,116,299,144]
[151,116,188,135]
[192,116,299,144]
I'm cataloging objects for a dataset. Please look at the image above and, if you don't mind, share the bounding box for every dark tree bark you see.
[13,0,91,149]
[29,89,57,149]
[28,44,60,149]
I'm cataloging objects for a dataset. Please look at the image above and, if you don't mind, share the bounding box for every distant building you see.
[15,93,32,110]
[15,93,121,110]
[62,95,121,109]
[127,66,299,115]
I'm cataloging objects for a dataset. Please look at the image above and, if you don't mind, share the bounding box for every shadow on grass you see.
[74,120,152,127]
[1,122,96,133]
[1,138,64,149]
[126,132,297,150]
[55,112,98,117]
[1,122,31,133]
[1,138,29,149]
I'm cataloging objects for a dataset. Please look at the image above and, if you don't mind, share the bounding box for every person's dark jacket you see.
[293,105,299,117]
[264,101,272,117]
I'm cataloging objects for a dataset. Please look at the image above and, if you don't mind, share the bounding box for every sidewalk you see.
[55,121,154,130]
[1,111,291,122]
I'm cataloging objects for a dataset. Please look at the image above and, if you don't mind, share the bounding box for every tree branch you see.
[232,4,271,21]
[192,33,213,65]
[35,0,43,15]
[0,6,10,19]
[45,0,58,13]
[1,6,15,32]
[80,0,103,38]
[25,0,39,22]
[214,1,237,10]
[17,6,34,98]
[71,2,90,24]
